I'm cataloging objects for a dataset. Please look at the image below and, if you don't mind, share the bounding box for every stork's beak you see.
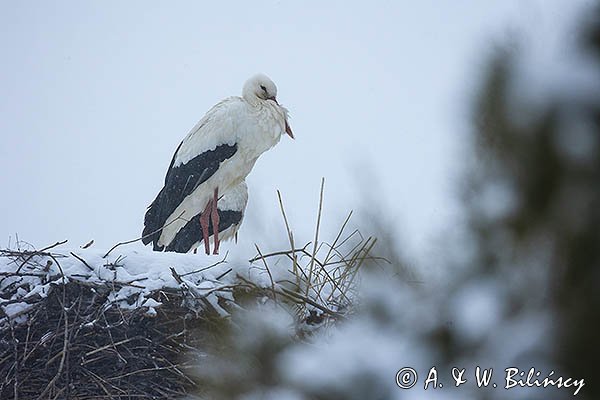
[270,96,295,139]
[285,120,294,139]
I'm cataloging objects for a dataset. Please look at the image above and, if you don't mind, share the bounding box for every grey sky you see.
[0,1,582,259]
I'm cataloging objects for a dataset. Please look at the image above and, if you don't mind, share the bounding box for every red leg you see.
[200,198,213,255]
[211,187,220,255]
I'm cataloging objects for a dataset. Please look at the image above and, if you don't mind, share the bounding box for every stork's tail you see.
[142,189,166,250]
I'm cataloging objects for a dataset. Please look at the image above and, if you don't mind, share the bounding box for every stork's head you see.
[243,73,294,138]
[243,73,278,103]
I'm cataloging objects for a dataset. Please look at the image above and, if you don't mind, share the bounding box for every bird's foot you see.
[211,187,220,255]
[200,199,213,255]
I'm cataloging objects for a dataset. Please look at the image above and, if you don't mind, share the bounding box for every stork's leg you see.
[211,187,221,255]
[200,199,213,255]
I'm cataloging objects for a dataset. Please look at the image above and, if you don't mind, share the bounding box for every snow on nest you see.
[0,229,362,331]
[0,243,252,327]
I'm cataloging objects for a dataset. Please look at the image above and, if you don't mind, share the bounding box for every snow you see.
[0,243,241,327]
[2,302,34,320]
[449,278,504,343]
[141,298,162,317]
[281,321,412,399]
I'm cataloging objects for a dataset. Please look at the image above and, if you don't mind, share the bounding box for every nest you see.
[0,242,233,400]
[0,278,217,399]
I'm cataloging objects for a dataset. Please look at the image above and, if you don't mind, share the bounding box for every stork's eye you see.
[260,85,267,92]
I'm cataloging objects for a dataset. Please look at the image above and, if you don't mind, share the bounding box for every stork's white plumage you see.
[142,74,293,255]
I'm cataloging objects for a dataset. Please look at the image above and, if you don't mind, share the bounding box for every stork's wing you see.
[142,98,244,250]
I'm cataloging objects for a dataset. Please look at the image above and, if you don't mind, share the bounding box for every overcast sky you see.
[0,0,586,262]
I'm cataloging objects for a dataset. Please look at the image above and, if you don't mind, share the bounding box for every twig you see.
[84,337,141,357]
[306,178,325,299]
[180,252,228,277]
[236,275,343,319]
[279,287,345,319]
[10,319,19,400]
[70,252,94,271]
[277,190,299,285]
[216,268,233,280]
[102,211,185,258]
[254,244,277,304]
[0,272,47,277]
[15,240,68,273]
[323,211,353,266]
[80,239,94,249]
[170,267,185,285]
[170,267,220,315]
[45,253,66,285]
[82,368,128,395]
[37,293,69,399]
[106,364,184,381]
[100,312,127,365]
[248,244,311,264]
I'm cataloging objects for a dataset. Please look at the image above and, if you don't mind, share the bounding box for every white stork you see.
[142,74,293,255]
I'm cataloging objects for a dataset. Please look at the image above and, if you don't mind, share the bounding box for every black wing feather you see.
[142,142,238,250]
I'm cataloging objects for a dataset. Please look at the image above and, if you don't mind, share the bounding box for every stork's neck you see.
[236,100,285,159]
[243,96,262,107]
